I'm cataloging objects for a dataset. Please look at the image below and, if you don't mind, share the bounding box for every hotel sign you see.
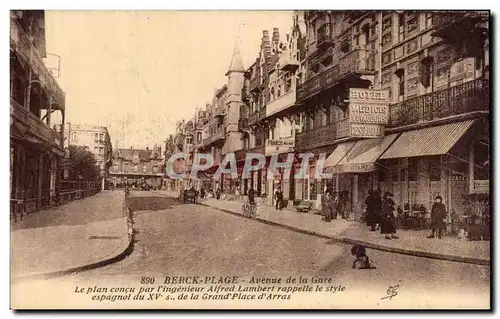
[348,88,390,138]
[349,124,385,138]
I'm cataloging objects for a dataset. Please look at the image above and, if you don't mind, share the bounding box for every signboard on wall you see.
[265,139,295,156]
[347,88,390,138]
[349,124,385,138]
[473,180,489,194]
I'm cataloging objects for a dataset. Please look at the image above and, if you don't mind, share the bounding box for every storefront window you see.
[407,158,418,181]
[429,159,441,181]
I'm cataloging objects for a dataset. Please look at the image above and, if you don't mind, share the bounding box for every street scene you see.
[10,10,490,310]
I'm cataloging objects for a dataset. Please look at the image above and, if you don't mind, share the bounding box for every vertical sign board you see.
[348,88,390,138]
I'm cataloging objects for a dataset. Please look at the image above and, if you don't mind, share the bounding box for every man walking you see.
[428,195,447,239]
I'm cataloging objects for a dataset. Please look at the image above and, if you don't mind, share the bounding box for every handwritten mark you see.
[380,284,399,300]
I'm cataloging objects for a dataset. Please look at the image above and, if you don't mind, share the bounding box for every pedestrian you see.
[365,189,381,231]
[427,195,447,239]
[200,187,206,199]
[275,187,283,210]
[322,189,333,222]
[215,188,221,200]
[247,188,255,205]
[380,191,399,239]
[331,191,340,220]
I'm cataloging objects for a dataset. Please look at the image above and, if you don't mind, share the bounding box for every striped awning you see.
[324,141,357,169]
[380,120,475,160]
[334,134,399,173]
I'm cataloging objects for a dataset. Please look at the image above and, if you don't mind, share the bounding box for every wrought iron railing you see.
[317,23,333,47]
[298,48,375,102]
[10,17,65,107]
[388,79,489,128]
[295,118,350,151]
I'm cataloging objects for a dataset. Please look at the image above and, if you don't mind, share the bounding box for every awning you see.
[334,134,399,173]
[324,141,356,169]
[380,120,475,160]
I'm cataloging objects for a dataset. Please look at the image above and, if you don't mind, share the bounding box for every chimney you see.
[272,27,280,47]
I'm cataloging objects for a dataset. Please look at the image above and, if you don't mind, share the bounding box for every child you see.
[351,244,376,269]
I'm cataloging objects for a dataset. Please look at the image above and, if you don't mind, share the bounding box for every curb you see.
[12,195,136,283]
[199,202,490,267]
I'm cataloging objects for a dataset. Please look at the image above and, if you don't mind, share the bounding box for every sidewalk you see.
[11,191,132,280]
[162,190,489,265]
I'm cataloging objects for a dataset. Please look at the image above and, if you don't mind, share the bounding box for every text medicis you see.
[349,104,389,125]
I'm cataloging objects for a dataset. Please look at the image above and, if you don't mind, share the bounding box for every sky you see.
[44,10,293,149]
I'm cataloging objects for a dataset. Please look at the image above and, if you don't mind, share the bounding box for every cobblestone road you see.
[12,192,490,309]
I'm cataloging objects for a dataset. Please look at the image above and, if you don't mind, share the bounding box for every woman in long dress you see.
[380,192,399,239]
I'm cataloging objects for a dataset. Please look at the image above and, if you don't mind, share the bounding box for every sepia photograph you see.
[9,8,491,310]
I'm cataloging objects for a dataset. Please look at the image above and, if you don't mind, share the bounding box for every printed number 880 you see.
[141,277,155,284]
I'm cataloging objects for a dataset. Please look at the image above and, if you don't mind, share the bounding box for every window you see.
[407,158,418,182]
[99,146,104,155]
[398,13,405,42]
[395,69,405,99]
[425,13,433,28]
[94,146,98,154]
[420,57,434,89]
[429,159,441,182]
[134,165,138,173]
[99,133,105,142]
[143,165,147,173]
[153,166,159,173]
[71,132,78,143]
[94,133,99,142]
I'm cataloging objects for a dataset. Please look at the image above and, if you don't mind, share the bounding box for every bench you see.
[183,189,198,204]
[295,200,312,213]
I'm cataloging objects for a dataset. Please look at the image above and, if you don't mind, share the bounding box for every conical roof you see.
[226,45,245,75]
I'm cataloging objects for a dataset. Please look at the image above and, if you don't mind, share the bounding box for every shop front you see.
[324,134,398,221]
[379,119,489,236]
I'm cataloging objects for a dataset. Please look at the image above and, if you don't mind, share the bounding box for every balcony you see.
[241,85,251,102]
[388,79,489,128]
[28,111,62,147]
[11,98,62,147]
[248,111,261,126]
[10,98,28,126]
[238,118,249,132]
[10,18,65,109]
[317,23,333,49]
[266,89,296,117]
[295,118,350,151]
[279,49,300,73]
[296,74,322,102]
[213,106,225,119]
[250,75,265,93]
[297,48,375,103]
[201,130,225,148]
[338,48,376,77]
[433,11,489,39]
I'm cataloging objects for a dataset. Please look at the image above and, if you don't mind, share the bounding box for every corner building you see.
[293,11,489,220]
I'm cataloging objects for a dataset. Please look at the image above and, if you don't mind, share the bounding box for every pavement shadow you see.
[126,195,182,212]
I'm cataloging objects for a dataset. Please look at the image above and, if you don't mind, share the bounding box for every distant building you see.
[62,123,113,189]
[108,147,164,188]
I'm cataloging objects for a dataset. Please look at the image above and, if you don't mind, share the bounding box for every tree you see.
[67,145,100,181]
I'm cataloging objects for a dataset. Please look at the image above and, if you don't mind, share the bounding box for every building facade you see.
[109,147,164,188]
[10,10,66,217]
[167,11,490,224]
[63,123,113,189]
